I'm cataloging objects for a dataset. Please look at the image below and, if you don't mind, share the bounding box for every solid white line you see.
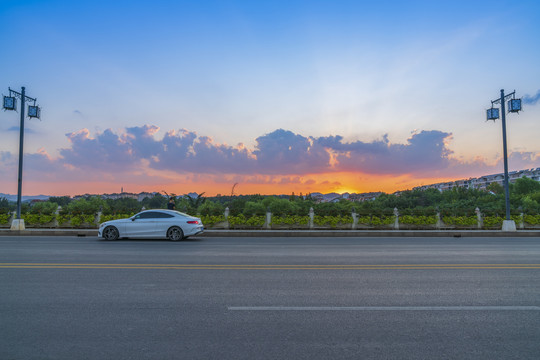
[228,306,540,311]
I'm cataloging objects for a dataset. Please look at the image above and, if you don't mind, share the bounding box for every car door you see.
[154,212,176,236]
[125,212,158,237]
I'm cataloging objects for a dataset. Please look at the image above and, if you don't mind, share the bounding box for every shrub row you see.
[2,212,540,229]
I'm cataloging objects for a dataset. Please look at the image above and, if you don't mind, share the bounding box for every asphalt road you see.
[1,236,540,360]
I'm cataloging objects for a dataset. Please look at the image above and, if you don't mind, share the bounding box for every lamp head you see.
[508,98,521,113]
[3,96,16,110]
[28,105,41,119]
[487,107,499,121]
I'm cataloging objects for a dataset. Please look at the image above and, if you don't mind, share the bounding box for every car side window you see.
[156,213,174,218]
[134,212,174,220]
[139,212,158,219]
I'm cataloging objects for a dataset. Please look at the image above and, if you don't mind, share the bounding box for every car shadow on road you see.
[99,237,203,242]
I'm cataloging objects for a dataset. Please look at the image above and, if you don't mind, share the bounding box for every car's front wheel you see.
[103,226,119,241]
[167,226,184,241]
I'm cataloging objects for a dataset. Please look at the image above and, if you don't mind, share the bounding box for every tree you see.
[314,200,352,216]
[522,196,540,214]
[513,177,540,196]
[261,197,300,216]
[30,201,58,215]
[105,198,139,214]
[142,194,167,209]
[0,198,13,214]
[243,201,266,216]
[487,182,504,194]
[65,197,106,215]
[198,200,225,216]
[184,193,206,213]
[49,196,71,207]
[226,197,247,216]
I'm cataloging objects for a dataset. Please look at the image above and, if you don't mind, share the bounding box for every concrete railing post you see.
[393,207,399,230]
[224,207,230,229]
[475,207,483,229]
[309,207,314,229]
[265,207,272,229]
[8,211,14,227]
[53,206,62,228]
[352,208,358,230]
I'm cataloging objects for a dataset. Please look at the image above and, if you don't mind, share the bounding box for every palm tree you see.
[184,193,206,213]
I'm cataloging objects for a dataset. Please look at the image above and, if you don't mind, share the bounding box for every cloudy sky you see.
[1,0,539,196]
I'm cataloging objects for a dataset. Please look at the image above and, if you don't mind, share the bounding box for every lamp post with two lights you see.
[486,89,521,231]
[3,86,41,230]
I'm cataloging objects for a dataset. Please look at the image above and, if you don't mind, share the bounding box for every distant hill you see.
[0,193,50,202]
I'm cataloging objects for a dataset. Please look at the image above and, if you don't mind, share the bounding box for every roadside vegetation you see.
[1,177,540,229]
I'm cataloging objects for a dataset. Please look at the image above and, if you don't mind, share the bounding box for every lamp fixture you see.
[486,107,499,120]
[508,98,521,113]
[3,96,16,110]
[28,105,40,118]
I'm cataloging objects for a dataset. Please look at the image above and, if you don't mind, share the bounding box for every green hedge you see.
[399,215,437,225]
[313,215,353,227]
[201,215,226,226]
[0,214,11,225]
[442,216,477,227]
[228,214,265,227]
[21,214,55,225]
[57,214,96,227]
[271,215,309,226]
[370,216,395,226]
[8,210,540,229]
[482,215,521,228]
[523,214,540,225]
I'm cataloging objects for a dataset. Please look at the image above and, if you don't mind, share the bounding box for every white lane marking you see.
[228,306,540,311]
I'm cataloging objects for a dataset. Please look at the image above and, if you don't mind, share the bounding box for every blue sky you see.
[1,0,539,195]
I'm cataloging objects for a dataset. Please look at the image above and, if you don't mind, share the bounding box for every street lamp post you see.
[486,89,521,231]
[3,86,41,230]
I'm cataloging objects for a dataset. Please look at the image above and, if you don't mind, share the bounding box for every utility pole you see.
[486,89,522,231]
[3,86,41,230]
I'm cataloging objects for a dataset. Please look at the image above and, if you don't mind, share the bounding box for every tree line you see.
[1,177,540,218]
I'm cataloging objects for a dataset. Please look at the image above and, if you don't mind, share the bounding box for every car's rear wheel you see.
[167,226,184,241]
[103,226,119,241]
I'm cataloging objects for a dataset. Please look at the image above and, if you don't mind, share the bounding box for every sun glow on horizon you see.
[11,172,467,198]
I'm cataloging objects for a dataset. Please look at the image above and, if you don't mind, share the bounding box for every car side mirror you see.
[131,218,136,221]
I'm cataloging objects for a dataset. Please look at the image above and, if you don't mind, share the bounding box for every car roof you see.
[139,209,191,217]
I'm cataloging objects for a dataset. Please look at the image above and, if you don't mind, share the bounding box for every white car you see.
[98,209,204,241]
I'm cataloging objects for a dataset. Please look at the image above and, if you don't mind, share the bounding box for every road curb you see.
[0,229,98,237]
[1,229,540,237]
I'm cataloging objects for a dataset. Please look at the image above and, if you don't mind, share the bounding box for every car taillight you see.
[187,220,199,224]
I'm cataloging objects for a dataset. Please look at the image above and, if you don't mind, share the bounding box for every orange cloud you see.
[2,125,539,197]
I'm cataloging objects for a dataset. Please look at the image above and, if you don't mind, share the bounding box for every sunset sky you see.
[1,0,540,196]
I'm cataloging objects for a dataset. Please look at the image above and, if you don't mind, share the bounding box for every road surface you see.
[1,236,539,359]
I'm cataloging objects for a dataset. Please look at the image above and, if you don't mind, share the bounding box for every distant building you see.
[137,192,154,201]
[413,168,540,192]
[101,192,138,200]
[349,192,383,202]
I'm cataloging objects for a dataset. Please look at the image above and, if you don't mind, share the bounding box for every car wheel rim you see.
[104,227,118,240]
[168,227,182,241]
